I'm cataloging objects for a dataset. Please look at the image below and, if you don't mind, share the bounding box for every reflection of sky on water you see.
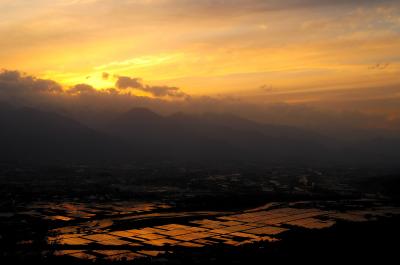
[19,201,400,262]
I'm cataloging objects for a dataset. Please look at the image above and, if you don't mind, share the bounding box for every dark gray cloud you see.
[68,84,96,94]
[143,85,187,98]
[0,70,188,99]
[115,75,188,98]
[368,63,390,70]
[102,72,110,80]
[0,70,62,93]
[115,76,143,89]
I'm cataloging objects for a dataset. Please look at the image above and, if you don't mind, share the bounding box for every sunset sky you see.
[1,0,400,121]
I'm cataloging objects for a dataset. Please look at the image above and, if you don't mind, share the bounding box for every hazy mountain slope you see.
[105,108,331,163]
[1,106,398,166]
[0,107,129,164]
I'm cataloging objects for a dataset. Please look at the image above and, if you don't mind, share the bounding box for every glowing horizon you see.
[1,0,399,109]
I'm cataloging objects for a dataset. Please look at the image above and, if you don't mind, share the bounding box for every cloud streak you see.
[115,75,188,98]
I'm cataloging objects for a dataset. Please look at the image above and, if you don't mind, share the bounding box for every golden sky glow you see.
[1,0,400,105]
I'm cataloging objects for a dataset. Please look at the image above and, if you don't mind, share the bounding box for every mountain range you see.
[0,106,399,166]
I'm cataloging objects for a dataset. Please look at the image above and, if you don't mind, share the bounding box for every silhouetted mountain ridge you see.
[1,106,399,166]
[105,108,331,163]
[0,107,130,164]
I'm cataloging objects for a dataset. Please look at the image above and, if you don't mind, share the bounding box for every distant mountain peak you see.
[120,107,163,122]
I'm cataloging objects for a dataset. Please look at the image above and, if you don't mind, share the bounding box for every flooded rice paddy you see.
[17,200,400,262]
